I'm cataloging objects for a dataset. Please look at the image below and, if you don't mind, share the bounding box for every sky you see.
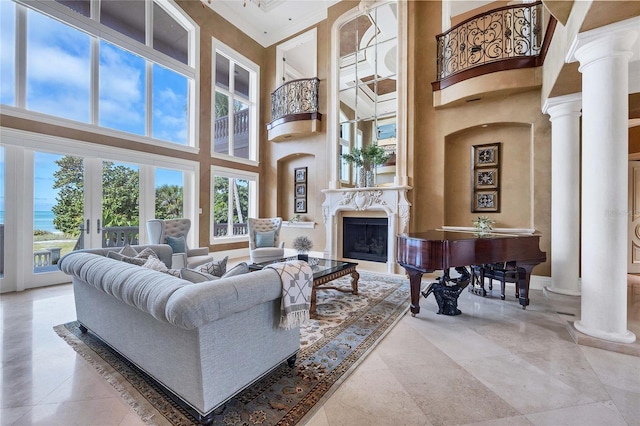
[0,1,188,212]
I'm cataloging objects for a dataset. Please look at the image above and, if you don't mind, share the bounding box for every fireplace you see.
[342,217,388,263]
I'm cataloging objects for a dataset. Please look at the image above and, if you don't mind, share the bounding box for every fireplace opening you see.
[342,217,388,263]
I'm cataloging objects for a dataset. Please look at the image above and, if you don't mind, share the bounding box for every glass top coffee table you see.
[249,257,359,316]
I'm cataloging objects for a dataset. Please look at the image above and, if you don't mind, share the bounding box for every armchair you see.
[247,217,285,263]
[146,218,213,269]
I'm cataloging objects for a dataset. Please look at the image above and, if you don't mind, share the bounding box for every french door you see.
[0,128,197,293]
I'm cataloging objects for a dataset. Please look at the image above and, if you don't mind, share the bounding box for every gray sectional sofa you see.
[58,244,300,424]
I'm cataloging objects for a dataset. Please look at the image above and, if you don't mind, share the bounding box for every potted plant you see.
[292,235,313,261]
[341,142,390,187]
[472,216,495,235]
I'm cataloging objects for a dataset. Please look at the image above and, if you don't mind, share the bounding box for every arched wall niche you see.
[444,122,534,229]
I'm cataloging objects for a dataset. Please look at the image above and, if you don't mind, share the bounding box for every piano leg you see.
[405,268,425,316]
[516,264,535,309]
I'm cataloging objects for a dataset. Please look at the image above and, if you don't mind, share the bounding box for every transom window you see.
[212,40,259,163]
[0,0,196,147]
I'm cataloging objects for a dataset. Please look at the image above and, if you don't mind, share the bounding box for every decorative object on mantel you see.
[289,214,302,224]
[341,143,390,188]
[293,235,313,261]
[472,215,495,235]
[294,167,308,213]
[472,142,501,212]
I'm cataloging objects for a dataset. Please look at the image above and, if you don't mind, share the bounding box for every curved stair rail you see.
[433,1,556,90]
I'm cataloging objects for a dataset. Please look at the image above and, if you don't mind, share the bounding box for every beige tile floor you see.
[1,273,639,426]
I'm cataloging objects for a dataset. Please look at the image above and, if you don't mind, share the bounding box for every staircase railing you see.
[434,1,555,90]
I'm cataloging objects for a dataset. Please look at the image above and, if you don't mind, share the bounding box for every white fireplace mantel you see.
[321,186,412,274]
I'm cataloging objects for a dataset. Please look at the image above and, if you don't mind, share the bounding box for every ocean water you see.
[0,210,60,233]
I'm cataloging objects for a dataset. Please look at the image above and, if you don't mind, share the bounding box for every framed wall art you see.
[294,167,307,213]
[472,143,501,212]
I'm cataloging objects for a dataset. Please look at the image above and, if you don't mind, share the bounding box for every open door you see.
[629,161,640,273]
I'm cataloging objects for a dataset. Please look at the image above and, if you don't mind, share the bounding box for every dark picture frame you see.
[471,143,501,212]
[294,167,308,214]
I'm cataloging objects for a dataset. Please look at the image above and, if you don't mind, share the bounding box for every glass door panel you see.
[101,161,140,247]
[33,152,83,274]
[155,168,184,219]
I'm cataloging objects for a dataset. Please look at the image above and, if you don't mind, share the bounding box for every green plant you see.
[341,143,390,170]
[472,216,495,234]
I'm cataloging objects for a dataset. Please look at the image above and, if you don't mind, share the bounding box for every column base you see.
[544,285,581,296]
[574,320,636,344]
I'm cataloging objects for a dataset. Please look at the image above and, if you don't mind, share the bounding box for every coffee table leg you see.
[350,270,359,295]
[310,285,317,317]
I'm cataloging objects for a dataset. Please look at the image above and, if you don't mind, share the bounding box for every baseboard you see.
[530,274,551,291]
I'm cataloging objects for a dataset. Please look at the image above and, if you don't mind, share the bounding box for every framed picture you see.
[474,168,498,189]
[473,143,500,167]
[295,198,307,213]
[295,167,307,183]
[473,191,499,212]
[295,183,306,197]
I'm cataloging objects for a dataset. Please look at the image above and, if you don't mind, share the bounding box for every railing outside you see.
[436,1,544,81]
[270,78,320,123]
[213,222,248,237]
[73,225,140,251]
[213,109,250,157]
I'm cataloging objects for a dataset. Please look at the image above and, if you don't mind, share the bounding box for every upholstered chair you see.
[146,218,213,269]
[247,217,285,263]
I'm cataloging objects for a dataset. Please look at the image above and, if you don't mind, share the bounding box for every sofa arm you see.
[165,269,283,329]
[187,247,209,257]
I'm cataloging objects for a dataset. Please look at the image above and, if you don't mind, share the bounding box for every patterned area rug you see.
[54,271,410,425]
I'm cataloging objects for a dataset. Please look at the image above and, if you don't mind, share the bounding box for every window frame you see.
[3,0,199,151]
[211,38,260,166]
[210,165,258,245]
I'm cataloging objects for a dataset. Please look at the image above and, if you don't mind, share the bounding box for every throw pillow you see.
[107,251,125,261]
[118,244,138,257]
[198,256,228,277]
[142,256,168,272]
[164,268,181,277]
[120,255,148,266]
[135,247,159,260]
[221,262,249,278]
[255,230,275,248]
[166,235,187,254]
[180,268,218,283]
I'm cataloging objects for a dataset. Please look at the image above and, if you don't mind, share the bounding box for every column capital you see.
[566,17,639,66]
[542,93,582,118]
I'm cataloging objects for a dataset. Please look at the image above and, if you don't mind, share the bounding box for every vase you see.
[356,168,366,188]
[365,169,375,187]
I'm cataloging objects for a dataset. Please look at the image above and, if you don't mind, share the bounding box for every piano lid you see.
[398,229,540,242]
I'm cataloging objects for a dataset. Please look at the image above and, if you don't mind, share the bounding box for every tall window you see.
[155,168,184,219]
[212,41,259,162]
[1,0,195,147]
[211,167,257,243]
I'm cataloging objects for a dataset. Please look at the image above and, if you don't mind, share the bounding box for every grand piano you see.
[397,230,546,316]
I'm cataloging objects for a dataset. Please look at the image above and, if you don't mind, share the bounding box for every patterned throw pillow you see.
[221,262,249,278]
[255,231,275,248]
[164,268,181,277]
[135,247,159,260]
[180,268,218,283]
[198,256,228,277]
[119,244,139,257]
[120,255,148,266]
[142,256,168,272]
[166,235,187,253]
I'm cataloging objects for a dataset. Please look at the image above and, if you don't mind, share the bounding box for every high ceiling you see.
[202,0,340,47]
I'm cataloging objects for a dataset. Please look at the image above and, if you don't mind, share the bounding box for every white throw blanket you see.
[266,260,313,330]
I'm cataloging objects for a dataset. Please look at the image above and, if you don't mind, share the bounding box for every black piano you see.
[397,230,546,316]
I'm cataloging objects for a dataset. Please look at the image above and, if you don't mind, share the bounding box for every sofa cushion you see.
[180,268,218,283]
[221,262,249,278]
[119,244,139,257]
[167,235,187,254]
[143,256,168,272]
[198,257,228,277]
[255,230,275,248]
[136,247,159,260]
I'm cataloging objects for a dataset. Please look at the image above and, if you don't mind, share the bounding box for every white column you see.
[542,94,582,296]
[568,20,639,344]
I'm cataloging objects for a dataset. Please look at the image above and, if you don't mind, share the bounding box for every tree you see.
[155,184,183,219]
[213,176,248,225]
[51,157,140,236]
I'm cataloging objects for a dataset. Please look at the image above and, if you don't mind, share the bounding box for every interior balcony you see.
[267,77,322,142]
[433,1,556,108]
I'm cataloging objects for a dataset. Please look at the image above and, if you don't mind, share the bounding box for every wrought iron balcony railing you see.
[269,77,320,124]
[434,1,555,90]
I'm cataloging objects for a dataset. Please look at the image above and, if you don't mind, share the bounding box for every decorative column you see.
[567,19,639,343]
[542,94,582,296]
